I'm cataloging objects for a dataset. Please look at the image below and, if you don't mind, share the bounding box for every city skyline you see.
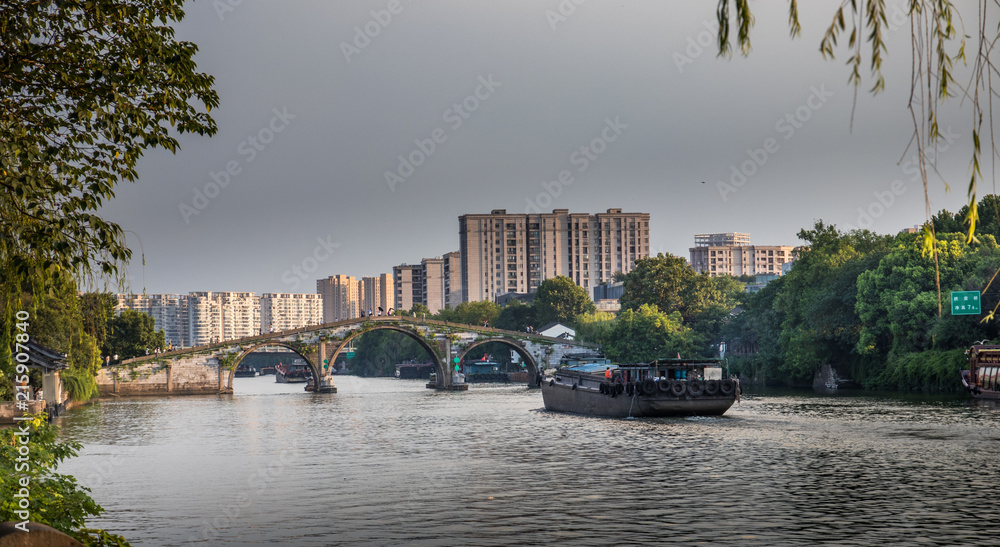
[93,1,976,297]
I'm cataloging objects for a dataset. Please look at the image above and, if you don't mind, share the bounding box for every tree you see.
[351,330,427,377]
[619,254,694,316]
[105,309,165,360]
[0,0,218,286]
[435,300,500,327]
[574,310,616,345]
[492,300,538,332]
[774,222,893,380]
[533,276,596,326]
[409,303,430,317]
[79,292,117,352]
[856,232,1000,357]
[602,304,694,363]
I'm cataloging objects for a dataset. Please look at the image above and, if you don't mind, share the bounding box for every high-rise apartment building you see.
[260,293,323,333]
[459,208,650,302]
[117,291,261,347]
[689,233,797,277]
[443,251,463,308]
[393,256,453,314]
[217,292,260,341]
[317,275,362,322]
[361,274,394,315]
[694,232,751,247]
[393,264,421,313]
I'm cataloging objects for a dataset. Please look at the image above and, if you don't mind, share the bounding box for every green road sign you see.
[454,364,460,371]
[323,359,329,364]
[346,352,355,359]
[951,291,981,315]
[453,357,460,364]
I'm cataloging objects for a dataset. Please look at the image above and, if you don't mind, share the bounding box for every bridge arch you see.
[328,325,446,385]
[457,338,541,387]
[226,342,318,390]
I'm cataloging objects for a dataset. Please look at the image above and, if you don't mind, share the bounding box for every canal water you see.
[57,377,1000,546]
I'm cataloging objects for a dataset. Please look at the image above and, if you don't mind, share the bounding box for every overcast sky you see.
[95,0,988,296]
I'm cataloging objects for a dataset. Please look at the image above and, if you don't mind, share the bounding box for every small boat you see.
[234,363,257,378]
[395,362,435,379]
[542,358,740,418]
[259,365,276,375]
[961,344,1000,399]
[275,360,312,383]
[461,357,509,383]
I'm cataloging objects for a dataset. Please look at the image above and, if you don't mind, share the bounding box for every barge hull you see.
[541,383,735,418]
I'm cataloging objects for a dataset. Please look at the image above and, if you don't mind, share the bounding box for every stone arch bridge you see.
[99,316,600,395]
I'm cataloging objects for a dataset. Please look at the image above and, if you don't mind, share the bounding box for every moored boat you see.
[542,358,739,418]
[961,344,1000,399]
[234,363,257,378]
[395,362,435,379]
[259,365,276,375]
[275,360,312,383]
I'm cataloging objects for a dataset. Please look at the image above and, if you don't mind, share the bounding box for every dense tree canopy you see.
[723,205,1000,390]
[105,308,165,361]
[533,276,596,326]
[601,304,694,363]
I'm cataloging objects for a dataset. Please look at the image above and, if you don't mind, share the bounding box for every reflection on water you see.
[57,378,1000,546]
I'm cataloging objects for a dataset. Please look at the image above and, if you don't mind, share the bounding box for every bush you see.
[0,414,131,545]
[60,367,99,402]
[866,349,966,391]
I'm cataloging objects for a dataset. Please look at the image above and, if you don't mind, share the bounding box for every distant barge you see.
[542,358,739,418]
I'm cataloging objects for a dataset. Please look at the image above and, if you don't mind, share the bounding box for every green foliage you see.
[866,349,967,391]
[533,276,596,327]
[69,331,102,375]
[105,309,165,360]
[721,278,786,381]
[61,367,100,402]
[351,330,429,377]
[620,253,693,316]
[79,293,117,352]
[573,310,616,344]
[0,414,131,545]
[409,303,431,317]
[723,210,1000,389]
[1,0,218,282]
[601,304,694,363]
[772,222,893,381]
[435,300,501,327]
[491,300,538,332]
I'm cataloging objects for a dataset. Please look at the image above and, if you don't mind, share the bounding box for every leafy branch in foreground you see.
[0,0,218,283]
[714,0,1000,316]
[0,414,132,546]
